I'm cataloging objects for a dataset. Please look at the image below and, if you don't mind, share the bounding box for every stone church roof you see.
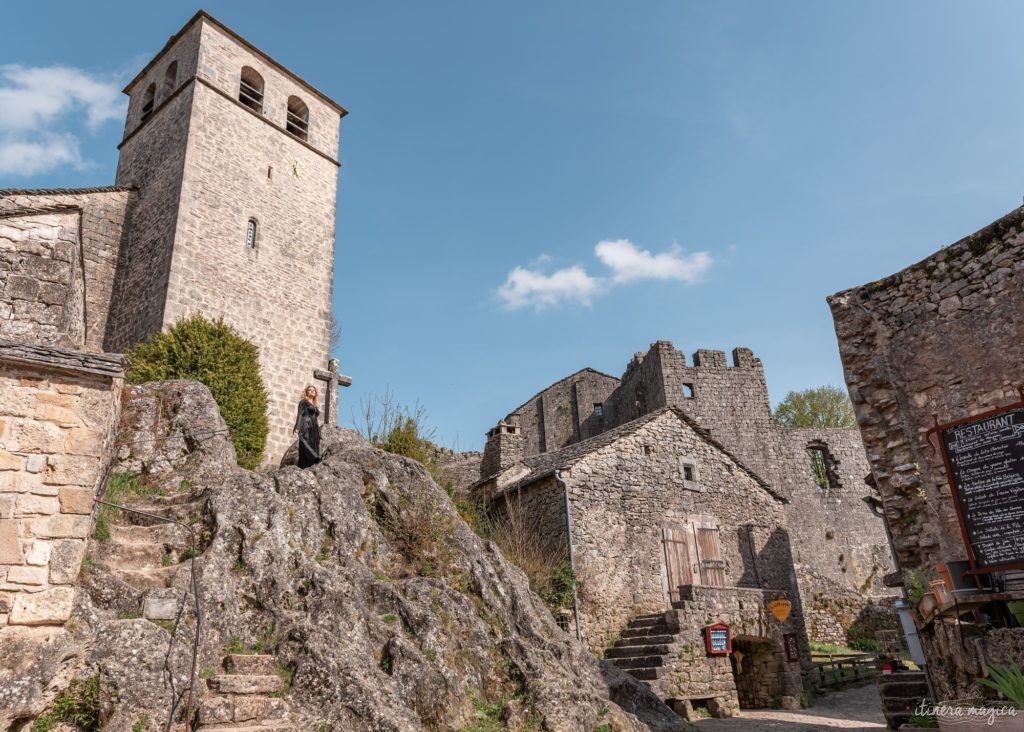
[496,406,785,502]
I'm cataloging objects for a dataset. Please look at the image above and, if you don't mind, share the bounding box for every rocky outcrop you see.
[7,380,685,731]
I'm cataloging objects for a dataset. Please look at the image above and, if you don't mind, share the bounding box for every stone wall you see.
[0,190,133,351]
[561,410,804,651]
[829,204,1024,698]
[0,342,124,627]
[656,586,807,714]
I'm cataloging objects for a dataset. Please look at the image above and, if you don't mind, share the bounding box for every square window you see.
[683,464,695,481]
[594,403,603,417]
[682,383,695,399]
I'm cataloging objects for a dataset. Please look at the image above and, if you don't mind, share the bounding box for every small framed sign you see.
[783,632,800,662]
[704,623,731,655]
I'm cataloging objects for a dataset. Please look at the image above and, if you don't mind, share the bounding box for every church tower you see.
[112,11,346,462]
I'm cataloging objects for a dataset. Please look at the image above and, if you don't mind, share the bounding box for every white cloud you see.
[595,239,713,284]
[0,64,125,177]
[0,133,82,176]
[497,238,713,311]
[497,265,602,311]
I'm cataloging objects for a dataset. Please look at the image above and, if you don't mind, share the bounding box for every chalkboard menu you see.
[940,405,1024,571]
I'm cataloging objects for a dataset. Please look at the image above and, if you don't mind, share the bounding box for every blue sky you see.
[4,2,1024,450]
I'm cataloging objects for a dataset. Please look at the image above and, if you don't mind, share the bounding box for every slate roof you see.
[489,406,785,503]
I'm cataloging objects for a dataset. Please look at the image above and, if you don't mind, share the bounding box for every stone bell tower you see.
[111,11,347,463]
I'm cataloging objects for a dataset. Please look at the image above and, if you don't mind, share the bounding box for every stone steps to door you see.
[628,667,666,681]
[615,633,676,646]
[620,625,674,638]
[605,644,672,659]
[611,655,666,670]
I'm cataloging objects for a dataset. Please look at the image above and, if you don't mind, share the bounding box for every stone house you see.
[475,341,897,648]
[474,406,809,716]
[829,204,1024,701]
[1,10,348,464]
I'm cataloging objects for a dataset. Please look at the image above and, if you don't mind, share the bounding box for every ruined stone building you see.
[830,205,1024,701]
[1,10,346,464]
[471,340,898,715]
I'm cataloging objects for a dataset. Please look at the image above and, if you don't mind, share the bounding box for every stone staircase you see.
[196,654,295,731]
[876,669,929,729]
[92,492,297,730]
[604,611,679,683]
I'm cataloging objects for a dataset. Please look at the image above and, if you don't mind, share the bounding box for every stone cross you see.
[313,357,352,426]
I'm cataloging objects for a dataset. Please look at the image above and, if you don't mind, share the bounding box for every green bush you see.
[127,315,269,469]
[849,637,883,654]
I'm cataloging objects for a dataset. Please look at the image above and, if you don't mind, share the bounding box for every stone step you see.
[224,654,279,676]
[111,565,180,590]
[108,522,191,546]
[611,655,666,670]
[626,667,665,681]
[143,588,185,620]
[96,540,169,569]
[615,634,676,647]
[206,675,286,695]
[605,644,671,659]
[620,626,674,639]
[199,694,288,725]
[628,616,664,628]
[123,501,198,527]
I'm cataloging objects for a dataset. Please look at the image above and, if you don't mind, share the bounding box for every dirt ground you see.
[692,684,887,731]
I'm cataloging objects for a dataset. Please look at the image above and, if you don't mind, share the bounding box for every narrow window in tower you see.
[594,403,603,417]
[245,218,258,249]
[162,61,178,99]
[286,96,309,141]
[682,383,695,399]
[239,67,265,113]
[140,83,156,122]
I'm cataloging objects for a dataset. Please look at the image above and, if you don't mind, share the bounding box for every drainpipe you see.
[555,470,583,642]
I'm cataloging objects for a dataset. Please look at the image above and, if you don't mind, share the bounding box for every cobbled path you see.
[693,684,887,731]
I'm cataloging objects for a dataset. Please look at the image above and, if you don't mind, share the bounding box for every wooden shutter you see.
[695,525,726,587]
[662,526,694,602]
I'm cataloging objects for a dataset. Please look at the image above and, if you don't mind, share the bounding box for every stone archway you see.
[729,636,786,709]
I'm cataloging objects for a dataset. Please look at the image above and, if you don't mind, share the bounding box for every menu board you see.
[941,406,1024,570]
[783,633,800,662]
[704,624,730,655]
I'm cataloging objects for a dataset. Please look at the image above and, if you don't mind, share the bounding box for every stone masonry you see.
[829,204,1024,700]
[0,342,124,627]
[475,407,810,713]
[480,341,897,644]
[2,11,348,465]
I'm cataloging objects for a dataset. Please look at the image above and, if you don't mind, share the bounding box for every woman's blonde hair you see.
[302,384,318,403]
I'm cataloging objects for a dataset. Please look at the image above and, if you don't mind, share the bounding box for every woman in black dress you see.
[293,385,321,468]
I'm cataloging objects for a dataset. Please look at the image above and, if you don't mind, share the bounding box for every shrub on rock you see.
[126,315,269,469]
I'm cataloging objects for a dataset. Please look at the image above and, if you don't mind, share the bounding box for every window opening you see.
[140,83,156,122]
[162,61,178,98]
[239,67,265,113]
[807,442,840,491]
[594,403,603,417]
[682,383,695,399]
[245,218,257,249]
[286,96,309,140]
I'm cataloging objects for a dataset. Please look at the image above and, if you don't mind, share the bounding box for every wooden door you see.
[662,526,694,602]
